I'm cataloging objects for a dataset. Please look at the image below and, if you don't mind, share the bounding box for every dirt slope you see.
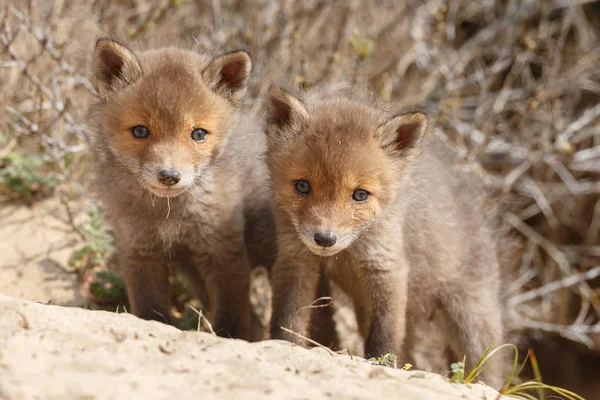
[0,293,506,400]
[0,198,86,307]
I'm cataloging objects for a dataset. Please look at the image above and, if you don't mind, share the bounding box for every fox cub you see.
[89,38,276,340]
[265,84,504,387]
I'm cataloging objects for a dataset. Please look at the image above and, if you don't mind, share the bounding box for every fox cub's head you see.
[90,38,251,197]
[266,86,427,256]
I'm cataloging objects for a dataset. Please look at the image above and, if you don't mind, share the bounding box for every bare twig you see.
[279,326,336,355]
[57,190,86,241]
[512,314,600,348]
[509,265,600,306]
[188,304,215,335]
[297,296,334,313]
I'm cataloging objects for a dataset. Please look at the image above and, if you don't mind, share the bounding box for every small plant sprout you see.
[368,352,398,369]
[449,359,465,384]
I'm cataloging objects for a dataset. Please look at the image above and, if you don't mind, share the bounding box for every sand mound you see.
[0,293,506,400]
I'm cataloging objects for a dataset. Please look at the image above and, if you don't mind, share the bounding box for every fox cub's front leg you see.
[195,245,253,341]
[270,253,321,343]
[441,277,504,389]
[353,258,409,359]
[308,266,340,349]
[120,246,173,325]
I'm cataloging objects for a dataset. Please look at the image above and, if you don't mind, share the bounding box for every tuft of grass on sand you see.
[454,344,585,400]
[368,352,399,369]
[366,344,585,399]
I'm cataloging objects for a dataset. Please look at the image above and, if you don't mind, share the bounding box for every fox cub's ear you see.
[91,38,142,99]
[265,85,309,147]
[376,112,427,154]
[202,50,251,106]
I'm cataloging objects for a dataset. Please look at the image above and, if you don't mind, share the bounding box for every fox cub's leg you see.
[352,258,409,359]
[308,265,340,349]
[120,247,173,325]
[441,276,504,389]
[270,252,321,343]
[403,306,454,374]
[195,244,253,341]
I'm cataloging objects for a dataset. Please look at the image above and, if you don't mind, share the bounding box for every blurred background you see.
[0,0,599,397]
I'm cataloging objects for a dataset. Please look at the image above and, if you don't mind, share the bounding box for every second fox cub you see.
[89,39,276,340]
[266,85,505,387]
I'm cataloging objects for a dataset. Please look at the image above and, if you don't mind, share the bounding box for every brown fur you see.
[89,38,276,340]
[265,84,505,388]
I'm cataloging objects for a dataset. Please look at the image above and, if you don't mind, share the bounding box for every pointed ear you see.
[376,112,427,154]
[202,50,251,105]
[266,85,309,137]
[91,38,142,99]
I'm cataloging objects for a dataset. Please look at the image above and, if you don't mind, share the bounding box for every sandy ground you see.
[0,293,506,400]
[0,197,86,307]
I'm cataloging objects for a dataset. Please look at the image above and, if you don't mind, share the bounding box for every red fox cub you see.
[89,38,276,340]
[265,84,504,388]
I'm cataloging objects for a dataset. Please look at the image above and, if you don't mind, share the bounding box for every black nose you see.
[157,169,181,186]
[314,231,337,247]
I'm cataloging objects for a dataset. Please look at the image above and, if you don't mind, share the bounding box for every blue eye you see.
[132,125,150,139]
[191,128,208,142]
[294,179,311,195]
[352,189,370,202]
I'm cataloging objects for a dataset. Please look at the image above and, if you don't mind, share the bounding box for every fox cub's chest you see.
[155,201,242,246]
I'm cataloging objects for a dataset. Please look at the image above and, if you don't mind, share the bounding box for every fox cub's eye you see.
[352,189,370,202]
[294,179,311,195]
[191,128,208,142]
[132,125,150,139]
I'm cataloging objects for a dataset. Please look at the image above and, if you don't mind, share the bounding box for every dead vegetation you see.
[1,0,599,394]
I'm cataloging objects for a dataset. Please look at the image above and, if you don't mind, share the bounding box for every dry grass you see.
[1,0,599,389]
